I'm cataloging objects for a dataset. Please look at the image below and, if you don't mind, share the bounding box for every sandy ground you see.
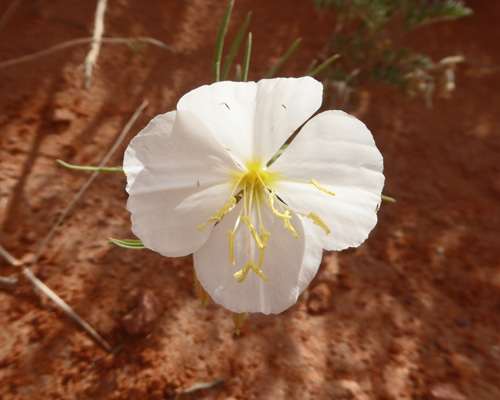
[1,0,499,399]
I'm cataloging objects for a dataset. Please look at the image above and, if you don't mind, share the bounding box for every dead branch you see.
[84,0,108,89]
[32,100,148,267]
[0,101,148,353]
[0,36,173,70]
[0,244,113,352]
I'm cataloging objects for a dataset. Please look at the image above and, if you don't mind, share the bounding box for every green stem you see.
[381,194,396,203]
[108,238,145,249]
[57,159,123,172]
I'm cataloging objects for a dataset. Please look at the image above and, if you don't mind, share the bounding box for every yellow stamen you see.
[241,216,263,248]
[197,156,339,284]
[309,212,331,235]
[253,266,269,281]
[258,227,271,270]
[198,196,236,231]
[311,179,336,196]
[233,265,250,283]
[269,189,291,220]
[284,216,299,238]
[233,260,269,283]
[302,211,331,235]
[228,229,235,265]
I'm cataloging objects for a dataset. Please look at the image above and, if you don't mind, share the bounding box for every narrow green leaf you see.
[241,32,252,82]
[263,38,302,79]
[108,238,145,249]
[267,144,288,167]
[381,194,396,203]
[221,12,252,81]
[305,59,318,76]
[213,0,235,83]
[307,54,340,77]
[57,159,124,173]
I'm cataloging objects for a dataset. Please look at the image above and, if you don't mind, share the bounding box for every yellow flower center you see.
[198,157,334,283]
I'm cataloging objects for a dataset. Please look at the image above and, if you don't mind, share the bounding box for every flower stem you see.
[381,194,396,203]
[57,159,124,172]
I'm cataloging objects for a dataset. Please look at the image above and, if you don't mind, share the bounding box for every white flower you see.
[124,77,384,314]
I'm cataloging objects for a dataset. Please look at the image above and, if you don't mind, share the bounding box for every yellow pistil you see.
[197,156,338,285]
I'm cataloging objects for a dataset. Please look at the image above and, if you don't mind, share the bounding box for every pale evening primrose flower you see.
[124,77,384,315]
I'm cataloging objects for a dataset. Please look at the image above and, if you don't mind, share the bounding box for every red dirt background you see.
[1,0,499,399]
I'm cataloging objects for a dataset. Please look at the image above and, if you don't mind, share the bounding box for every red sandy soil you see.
[1,0,499,399]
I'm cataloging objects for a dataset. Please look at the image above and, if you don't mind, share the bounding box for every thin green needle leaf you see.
[108,238,146,249]
[264,38,302,79]
[267,143,288,167]
[213,0,235,83]
[241,32,252,82]
[57,159,124,172]
[381,194,396,203]
[305,59,318,76]
[221,11,251,81]
[307,54,340,77]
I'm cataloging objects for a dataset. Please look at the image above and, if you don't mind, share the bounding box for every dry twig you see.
[84,0,108,89]
[174,378,228,399]
[0,244,113,352]
[0,37,173,70]
[0,101,148,352]
[33,100,148,266]
[0,243,20,266]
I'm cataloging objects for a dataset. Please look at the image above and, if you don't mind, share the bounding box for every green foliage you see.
[314,0,472,107]
[213,1,307,82]
[57,159,124,172]
[108,238,145,249]
[315,0,471,28]
[264,38,303,79]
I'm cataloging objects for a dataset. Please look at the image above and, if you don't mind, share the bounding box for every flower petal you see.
[177,81,256,166]
[176,77,323,166]
[193,203,323,314]
[252,77,323,162]
[127,183,233,257]
[269,110,384,251]
[124,111,238,256]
